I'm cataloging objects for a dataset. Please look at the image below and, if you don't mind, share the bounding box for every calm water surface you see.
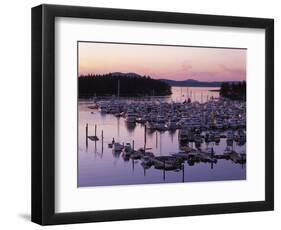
[78,87,246,187]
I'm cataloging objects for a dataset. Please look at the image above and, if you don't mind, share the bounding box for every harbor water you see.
[78,87,246,187]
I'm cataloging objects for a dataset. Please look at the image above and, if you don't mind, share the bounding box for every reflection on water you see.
[78,87,246,187]
[171,87,219,103]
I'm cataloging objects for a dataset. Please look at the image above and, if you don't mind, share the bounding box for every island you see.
[220,81,246,101]
[78,73,172,98]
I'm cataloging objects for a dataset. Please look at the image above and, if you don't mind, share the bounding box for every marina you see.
[78,87,246,187]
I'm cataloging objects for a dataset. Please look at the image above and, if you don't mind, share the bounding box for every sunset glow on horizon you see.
[78,42,246,82]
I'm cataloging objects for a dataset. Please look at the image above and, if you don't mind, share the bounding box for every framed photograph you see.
[31,4,274,225]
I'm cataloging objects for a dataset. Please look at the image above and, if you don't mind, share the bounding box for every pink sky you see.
[78,42,246,82]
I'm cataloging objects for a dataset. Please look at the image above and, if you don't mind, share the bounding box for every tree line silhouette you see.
[220,81,246,101]
[78,73,172,98]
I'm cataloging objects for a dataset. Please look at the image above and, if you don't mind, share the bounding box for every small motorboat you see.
[112,142,124,152]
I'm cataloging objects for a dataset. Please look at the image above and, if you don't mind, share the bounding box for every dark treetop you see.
[220,81,246,101]
[78,73,172,98]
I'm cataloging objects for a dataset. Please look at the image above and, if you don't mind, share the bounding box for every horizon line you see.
[78,72,246,82]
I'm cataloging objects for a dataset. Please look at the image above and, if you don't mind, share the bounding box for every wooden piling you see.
[132,159,135,171]
[86,123,88,148]
[132,140,134,151]
[144,124,147,150]
[182,163,185,183]
[101,130,104,153]
[241,155,245,169]
[211,147,215,166]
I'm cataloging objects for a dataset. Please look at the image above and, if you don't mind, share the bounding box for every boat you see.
[141,155,154,168]
[202,147,215,155]
[167,119,178,130]
[198,148,217,163]
[179,145,194,153]
[154,122,167,131]
[214,131,221,143]
[124,143,133,153]
[125,108,137,123]
[146,121,157,130]
[224,146,233,155]
[152,156,183,171]
[235,129,246,143]
[178,128,190,143]
[226,130,234,146]
[112,143,124,152]
[98,103,108,113]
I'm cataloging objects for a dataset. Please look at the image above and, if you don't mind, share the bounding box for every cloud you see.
[180,62,193,73]
[220,65,246,77]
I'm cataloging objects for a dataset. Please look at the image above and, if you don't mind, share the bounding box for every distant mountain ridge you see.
[159,79,232,87]
[88,72,238,87]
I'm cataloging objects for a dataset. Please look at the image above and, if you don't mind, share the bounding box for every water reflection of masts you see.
[163,160,166,181]
[117,117,120,141]
[144,124,147,150]
[125,122,136,133]
[169,130,175,142]
[180,88,182,99]
[160,132,162,155]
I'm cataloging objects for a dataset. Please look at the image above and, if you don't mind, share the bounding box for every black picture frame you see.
[31,4,274,225]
